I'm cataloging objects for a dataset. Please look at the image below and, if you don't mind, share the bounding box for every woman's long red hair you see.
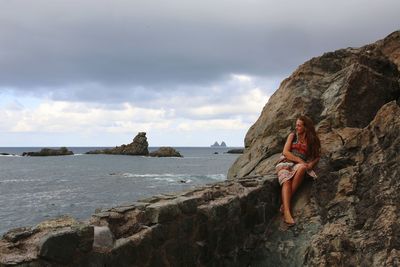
[298,115,321,159]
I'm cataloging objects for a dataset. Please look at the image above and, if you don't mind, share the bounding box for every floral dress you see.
[276,134,317,185]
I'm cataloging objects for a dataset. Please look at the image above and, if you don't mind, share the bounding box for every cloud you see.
[0,0,399,100]
[0,101,170,133]
[0,74,271,144]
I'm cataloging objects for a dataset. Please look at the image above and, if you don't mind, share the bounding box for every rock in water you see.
[86,132,149,156]
[149,147,182,157]
[226,149,244,154]
[22,147,74,156]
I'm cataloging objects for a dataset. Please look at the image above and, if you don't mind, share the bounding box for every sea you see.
[0,147,241,235]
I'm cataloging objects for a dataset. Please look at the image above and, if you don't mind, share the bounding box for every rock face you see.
[86,132,149,156]
[22,147,74,156]
[149,147,182,157]
[228,31,400,266]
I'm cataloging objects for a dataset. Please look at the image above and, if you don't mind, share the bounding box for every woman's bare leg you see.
[291,164,307,195]
[281,180,295,224]
[280,165,307,214]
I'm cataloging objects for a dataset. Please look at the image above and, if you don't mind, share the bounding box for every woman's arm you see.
[282,133,306,164]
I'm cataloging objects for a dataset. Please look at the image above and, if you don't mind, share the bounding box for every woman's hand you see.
[305,162,312,170]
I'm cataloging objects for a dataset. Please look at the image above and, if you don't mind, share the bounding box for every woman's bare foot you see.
[283,212,295,226]
[279,204,283,214]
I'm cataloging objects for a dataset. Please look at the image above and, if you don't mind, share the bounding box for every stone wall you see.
[0,175,280,266]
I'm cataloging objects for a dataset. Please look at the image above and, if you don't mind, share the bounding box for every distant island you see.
[210,141,227,148]
[22,147,74,156]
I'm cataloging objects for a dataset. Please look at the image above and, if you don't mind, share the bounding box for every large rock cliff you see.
[228,30,400,266]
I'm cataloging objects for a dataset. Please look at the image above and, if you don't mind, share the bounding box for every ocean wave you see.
[110,172,226,182]
[0,154,21,157]
[0,179,43,184]
[203,174,226,180]
[120,173,178,178]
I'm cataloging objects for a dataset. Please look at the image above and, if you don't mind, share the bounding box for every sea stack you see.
[86,132,149,156]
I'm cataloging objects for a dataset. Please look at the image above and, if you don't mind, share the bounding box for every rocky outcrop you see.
[0,176,279,266]
[22,147,74,156]
[227,149,244,154]
[86,132,149,156]
[149,147,182,157]
[248,101,400,266]
[227,30,400,266]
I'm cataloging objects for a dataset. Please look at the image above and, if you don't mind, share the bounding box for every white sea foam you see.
[120,173,178,178]
[154,177,176,182]
[204,174,226,180]
[0,179,42,184]
[115,172,226,182]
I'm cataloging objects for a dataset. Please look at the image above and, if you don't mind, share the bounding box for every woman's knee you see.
[297,164,307,172]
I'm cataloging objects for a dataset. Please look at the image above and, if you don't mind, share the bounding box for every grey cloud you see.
[0,0,399,102]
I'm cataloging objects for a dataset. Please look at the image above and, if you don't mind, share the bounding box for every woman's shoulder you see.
[287,132,296,139]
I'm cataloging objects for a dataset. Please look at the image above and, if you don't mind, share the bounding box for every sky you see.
[0,0,399,147]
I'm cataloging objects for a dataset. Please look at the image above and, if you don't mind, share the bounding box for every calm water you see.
[0,147,240,234]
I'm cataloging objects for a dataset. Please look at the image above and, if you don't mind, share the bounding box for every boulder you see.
[22,147,73,156]
[149,147,182,157]
[86,132,149,156]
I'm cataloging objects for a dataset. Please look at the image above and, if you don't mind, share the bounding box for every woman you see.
[276,115,321,226]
